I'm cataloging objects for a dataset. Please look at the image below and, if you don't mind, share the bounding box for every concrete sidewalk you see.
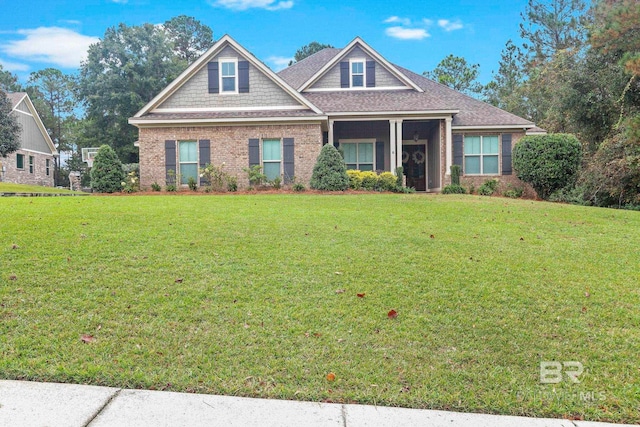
[0,380,635,427]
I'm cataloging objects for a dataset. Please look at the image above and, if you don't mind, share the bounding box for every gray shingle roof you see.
[6,92,26,109]
[277,48,341,90]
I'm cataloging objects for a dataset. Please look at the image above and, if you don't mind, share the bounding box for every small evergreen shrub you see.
[395,167,404,188]
[310,144,349,191]
[450,165,462,186]
[293,182,306,192]
[90,145,126,193]
[513,133,582,200]
[271,176,282,190]
[378,172,397,192]
[442,184,466,194]
[244,165,267,188]
[503,185,524,199]
[360,171,379,191]
[347,170,363,190]
[478,178,499,196]
[151,182,161,192]
[227,176,238,192]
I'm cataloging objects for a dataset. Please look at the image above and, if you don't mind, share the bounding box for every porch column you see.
[445,117,452,175]
[328,119,335,146]
[389,120,397,173]
[396,119,403,171]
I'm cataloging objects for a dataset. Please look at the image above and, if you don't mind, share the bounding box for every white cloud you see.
[385,27,430,41]
[267,55,293,71]
[384,16,411,26]
[210,0,293,11]
[438,19,464,32]
[0,58,30,72]
[1,27,99,68]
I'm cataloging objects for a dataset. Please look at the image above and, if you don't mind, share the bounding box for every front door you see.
[402,144,427,191]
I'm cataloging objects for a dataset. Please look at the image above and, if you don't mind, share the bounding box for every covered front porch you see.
[325,117,452,192]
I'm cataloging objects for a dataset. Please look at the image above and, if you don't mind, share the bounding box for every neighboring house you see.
[1,92,57,186]
[130,35,540,191]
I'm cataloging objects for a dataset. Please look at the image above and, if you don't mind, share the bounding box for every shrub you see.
[121,171,140,193]
[549,186,589,205]
[293,182,306,192]
[450,165,462,186]
[200,163,235,192]
[347,170,363,190]
[271,176,282,190]
[244,165,267,188]
[310,144,349,191]
[395,167,404,188]
[166,184,177,192]
[90,145,126,193]
[442,184,466,194]
[503,185,524,199]
[513,134,582,200]
[187,176,197,191]
[151,182,161,192]
[478,178,499,196]
[227,176,238,192]
[379,172,397,192]
[360,171,379,191]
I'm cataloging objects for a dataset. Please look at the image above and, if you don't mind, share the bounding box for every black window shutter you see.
[340,62,349,88]
[165,140,176,184]
[238,61,249,93]
[208,62,219,94]
[248,138,260,167]
[283,138,295,184]
[375,141,384,171]
[453,134,464,171]
[198,139,211,184]
[366,61,376,87]
[502,133,513,175]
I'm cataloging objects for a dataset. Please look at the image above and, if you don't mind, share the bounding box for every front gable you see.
[299,37,423,93]
[9,93,57,155]
[135,35,321,118]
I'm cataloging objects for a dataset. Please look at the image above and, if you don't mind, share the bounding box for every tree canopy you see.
[164,15,214,63]
[423,55,483,96]
[289,42,334,65]
[0,91,21,158]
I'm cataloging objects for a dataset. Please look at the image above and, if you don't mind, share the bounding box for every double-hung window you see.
[464,135,499,175]
[262,139,281,181]
[46,159,50,176]
[351,60,365,88]
[179,141,198,185]
[16,154,24,169]
[220,59,237,93]
[29,156,34,174]
[342,142,374,171]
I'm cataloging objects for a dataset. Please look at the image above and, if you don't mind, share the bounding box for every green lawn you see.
[1,194,638,422]
[0,182,79,194]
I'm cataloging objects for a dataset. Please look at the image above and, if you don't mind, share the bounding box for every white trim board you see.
[152,105,308,113]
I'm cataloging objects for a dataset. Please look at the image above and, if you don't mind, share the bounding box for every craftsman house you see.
[1,92,57,187]
[130,35,538,191]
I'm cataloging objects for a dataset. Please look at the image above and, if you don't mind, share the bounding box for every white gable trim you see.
[298,37,423,93]
[11,93,58,155]
[152,105,308,113]
[452,125,534,131]
[134,35,322,117]
[130,116,328,126]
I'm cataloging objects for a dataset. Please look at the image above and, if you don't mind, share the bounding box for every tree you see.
[513,134,582,199]
[90,144,125,193]
[483,40,529,117]
[310,144,349,191]
[0,91,21,158]
[0,65,22,92]
[289,42,334,65]
[423,55,483,96]
[78,23,187,162]
[519,0,587,65]
[164,15,214,63]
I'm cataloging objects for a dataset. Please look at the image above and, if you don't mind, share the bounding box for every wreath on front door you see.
[402,151,409,163]
[412,150,426,164]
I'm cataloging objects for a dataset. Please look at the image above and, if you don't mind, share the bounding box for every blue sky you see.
[0,0,529,84]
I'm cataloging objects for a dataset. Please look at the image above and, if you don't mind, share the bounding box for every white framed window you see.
[262,139,281,181]
[464,135,499,175]
[341,139,375,171]
[350,59,365,88]
[220,58,238,94]
[16,153,24,170]
[179,141,198,185]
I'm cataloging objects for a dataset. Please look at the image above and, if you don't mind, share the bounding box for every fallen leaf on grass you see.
[388,309,398,319]
[520,237,525,241]
[335,289,345,294]
[9,275,17,281]
[326,372,336,382]
[11,244,19,249]
[175,278,183,283]
[430,234,435,239]
[81,334,96,344]
[335,272,342,275]
[585,291,591,298]
[582,306,588,313]
[357,293,366,298]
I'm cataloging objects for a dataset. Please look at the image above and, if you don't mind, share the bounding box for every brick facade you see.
[1,149,55,187]
[138,123,323,189]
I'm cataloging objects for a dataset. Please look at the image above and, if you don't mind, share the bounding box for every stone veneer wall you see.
[1,150,55,186]
[441,131,535,197]
[138,123,322,189]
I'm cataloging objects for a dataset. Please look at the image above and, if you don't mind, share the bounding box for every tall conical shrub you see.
[90,144,126,193]
[310,144,349,191]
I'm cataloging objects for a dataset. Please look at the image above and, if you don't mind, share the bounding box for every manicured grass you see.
[1,194,638,422]
[0,182,79,194]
